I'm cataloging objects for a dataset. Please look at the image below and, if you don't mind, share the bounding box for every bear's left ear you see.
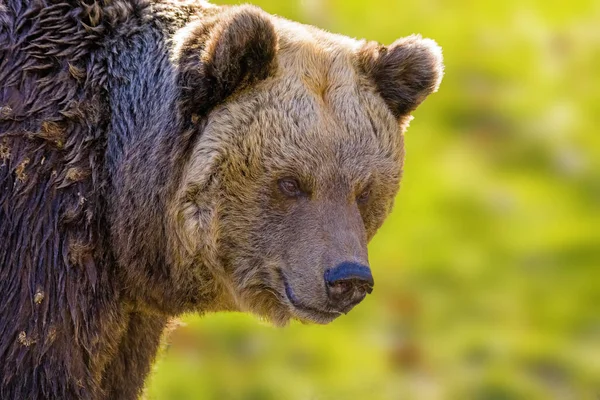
[358,35,444,118]
[177,6,278,119]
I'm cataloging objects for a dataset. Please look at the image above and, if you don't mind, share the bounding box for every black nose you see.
[324,262,374,312]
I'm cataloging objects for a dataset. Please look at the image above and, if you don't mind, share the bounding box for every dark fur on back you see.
[0,1,213,398]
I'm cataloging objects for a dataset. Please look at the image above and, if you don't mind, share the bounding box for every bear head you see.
[169,5,443,325]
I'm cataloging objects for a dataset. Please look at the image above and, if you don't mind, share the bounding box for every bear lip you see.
[279,271,342,323]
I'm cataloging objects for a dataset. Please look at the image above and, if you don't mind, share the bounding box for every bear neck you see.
[104,3,225,315]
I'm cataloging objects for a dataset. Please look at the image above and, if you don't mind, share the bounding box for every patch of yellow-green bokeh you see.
[145,0,600,398]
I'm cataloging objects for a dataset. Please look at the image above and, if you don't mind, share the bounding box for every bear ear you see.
[358,35,444,118]
[177,6,278,119]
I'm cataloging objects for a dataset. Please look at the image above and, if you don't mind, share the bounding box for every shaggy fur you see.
[0,1,443,398]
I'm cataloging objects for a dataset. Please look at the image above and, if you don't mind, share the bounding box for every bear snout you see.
[324,262,374,313]
[280,261,373,323]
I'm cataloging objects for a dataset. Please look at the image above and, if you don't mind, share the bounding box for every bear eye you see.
[357,188,371,204]
[278,178,303,198]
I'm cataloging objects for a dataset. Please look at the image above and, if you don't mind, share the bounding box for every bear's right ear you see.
[177,6,278,120]
[358,35,443,118]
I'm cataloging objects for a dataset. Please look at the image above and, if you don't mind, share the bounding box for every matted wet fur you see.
[0,1,443,398]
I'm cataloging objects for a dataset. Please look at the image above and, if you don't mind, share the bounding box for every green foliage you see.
[146,0,600,398]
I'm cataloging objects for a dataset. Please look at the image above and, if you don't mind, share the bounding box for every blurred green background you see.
[145,0,600,398]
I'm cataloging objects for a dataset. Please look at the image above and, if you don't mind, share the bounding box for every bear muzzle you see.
[281,261,373,323]
[324,262,374,313]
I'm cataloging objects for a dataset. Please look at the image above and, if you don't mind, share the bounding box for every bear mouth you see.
[279,272,342,324]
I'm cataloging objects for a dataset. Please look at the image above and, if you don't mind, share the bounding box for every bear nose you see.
[324,262,374,312]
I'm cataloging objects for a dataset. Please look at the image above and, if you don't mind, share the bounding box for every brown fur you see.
[0,1,442,398]
[170,11,443,326]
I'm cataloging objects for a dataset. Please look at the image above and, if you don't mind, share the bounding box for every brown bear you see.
[0,0,443,398]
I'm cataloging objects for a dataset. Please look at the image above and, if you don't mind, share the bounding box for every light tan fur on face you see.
[170,11,441,325]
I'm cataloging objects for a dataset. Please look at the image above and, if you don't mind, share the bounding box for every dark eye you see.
[278,178,303,198]
[357,188,371,204]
